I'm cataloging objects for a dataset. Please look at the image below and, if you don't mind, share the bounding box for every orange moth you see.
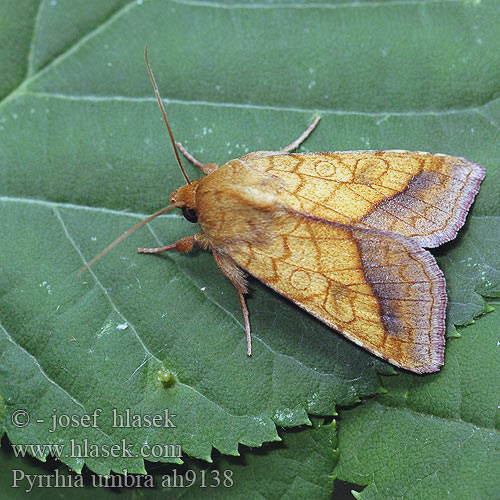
[80,47,485,374]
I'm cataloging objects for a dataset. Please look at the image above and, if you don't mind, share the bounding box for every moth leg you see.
[278,116,321,153]
[238,293,252,357]
[176,142,218,175]
[138,235,196,254]
[213,251,252,356]
[138,233,210,254]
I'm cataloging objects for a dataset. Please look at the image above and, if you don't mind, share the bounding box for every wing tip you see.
[418,157,485,248]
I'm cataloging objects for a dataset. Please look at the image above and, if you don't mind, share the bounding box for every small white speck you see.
[307,80,316,90]
[12,113,18,120]
[91,236,97,241]
[308,67,315,74]
[39,281,52,295]
[201,287,206,291]
[116,323,128,331]
[107,62,112,67]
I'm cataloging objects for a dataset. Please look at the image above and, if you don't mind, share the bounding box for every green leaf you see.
[0,0,497,488]
[158,420,338,499]
[335,304,500,500]
[0,421,337,499]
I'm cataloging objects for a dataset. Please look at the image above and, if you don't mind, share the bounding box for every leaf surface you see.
[0,0,497,487]
[0,422,337,499]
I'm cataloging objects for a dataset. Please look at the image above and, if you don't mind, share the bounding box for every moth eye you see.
[182,207,198,223]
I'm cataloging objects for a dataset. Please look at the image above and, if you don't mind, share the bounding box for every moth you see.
[80,47,485,374]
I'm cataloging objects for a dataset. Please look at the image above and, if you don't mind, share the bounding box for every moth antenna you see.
[144,45,191,185]
[77,203,183,277]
